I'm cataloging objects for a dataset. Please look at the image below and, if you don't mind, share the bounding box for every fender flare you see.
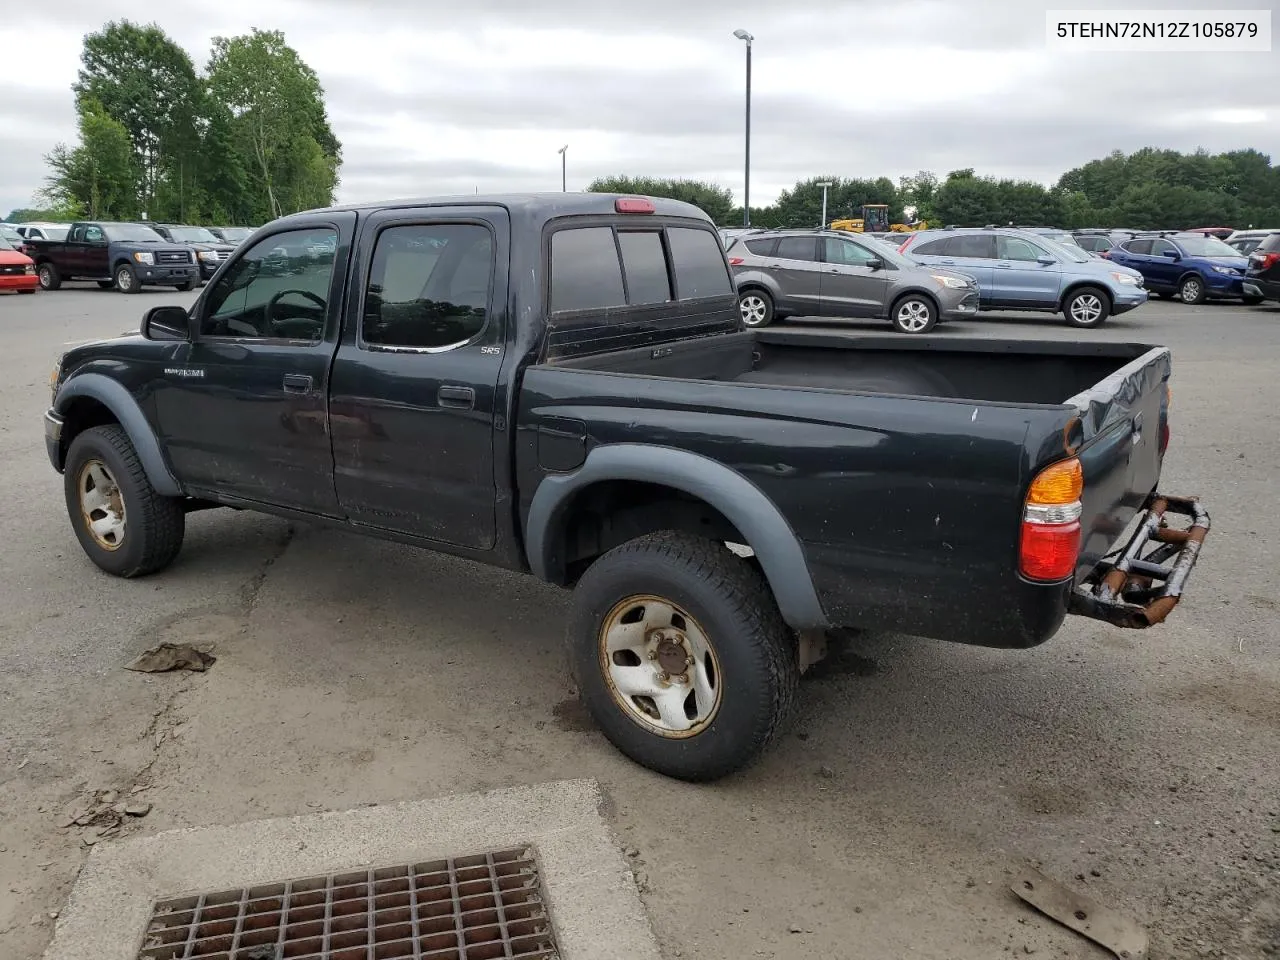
[54,373,183,496]
[525,443,829,629]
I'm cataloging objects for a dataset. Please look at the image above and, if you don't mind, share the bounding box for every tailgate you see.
[1065,346,1210,627]
[1068,346,1171,579]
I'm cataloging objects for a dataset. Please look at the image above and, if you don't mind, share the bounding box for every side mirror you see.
[1036,255,1056,266]
[1163,249,1180,260]
[141,305,191,341]
[865,257,884,270]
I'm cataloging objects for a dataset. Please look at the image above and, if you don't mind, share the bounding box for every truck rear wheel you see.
[63,425,185,578]
[568,531,798,781]
[38,263,61,290]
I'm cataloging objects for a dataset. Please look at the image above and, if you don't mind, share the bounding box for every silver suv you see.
[727,230,979,334]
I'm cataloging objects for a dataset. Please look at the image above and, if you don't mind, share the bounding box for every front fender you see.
[53,373,182,496]
[525,443,829,629]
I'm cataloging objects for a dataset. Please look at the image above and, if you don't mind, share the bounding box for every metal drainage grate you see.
[136,848,560,960]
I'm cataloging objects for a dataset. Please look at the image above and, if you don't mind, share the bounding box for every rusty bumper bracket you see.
[1069,494,1210,629]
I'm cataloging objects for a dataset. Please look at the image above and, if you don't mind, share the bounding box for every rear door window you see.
[775,237,819,261]
[550,227,627,312]
[1122,239,1153,255]
[666,227,733,299]
[952,234,996,259]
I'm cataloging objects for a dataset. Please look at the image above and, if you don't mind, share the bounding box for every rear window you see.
[1258,233,1280,253]
[667,227,733,299]
[550,227,627,312]
[617,231,671,305]
[743,238,777,256]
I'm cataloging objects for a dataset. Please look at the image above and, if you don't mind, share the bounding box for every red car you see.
[1183,226,1234,240]
[0,232,39,293]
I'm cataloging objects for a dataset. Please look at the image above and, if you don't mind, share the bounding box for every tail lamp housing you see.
[1019,457,1083,582]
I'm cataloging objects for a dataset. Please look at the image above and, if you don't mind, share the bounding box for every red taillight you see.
[898,236,914,252]
[1258,252,1280,270]
[728,257,744,265]
[1019,521,1081,581]
[1019,458,1083,582]
[615,197,655,214]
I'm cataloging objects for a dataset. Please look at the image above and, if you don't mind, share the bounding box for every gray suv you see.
[727,230,979,333]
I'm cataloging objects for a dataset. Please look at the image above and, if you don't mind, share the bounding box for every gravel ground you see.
[1,285,1277,959]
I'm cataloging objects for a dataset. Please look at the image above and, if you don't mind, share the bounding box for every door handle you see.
[282,373,313,394]
[438,384,475,409]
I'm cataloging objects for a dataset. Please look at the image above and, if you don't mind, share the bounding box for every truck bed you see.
[553,330,1158,410]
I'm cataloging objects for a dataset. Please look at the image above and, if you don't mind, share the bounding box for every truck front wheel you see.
[38,263,61,290]
[115,264,140,293]
[568,531,798,781]
[63,425,185,578]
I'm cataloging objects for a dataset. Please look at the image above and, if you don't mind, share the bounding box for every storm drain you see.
[135,848,560,960]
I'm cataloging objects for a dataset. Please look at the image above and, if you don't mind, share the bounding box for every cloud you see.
[1,0,1276,218]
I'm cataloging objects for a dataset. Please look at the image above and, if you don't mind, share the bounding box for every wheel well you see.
[1177,270,1205,286]
[890,288,939,316]
[737,283,773,301]
[554,480,752,586]
[58,397,119,466]
[1059,282,1111,311]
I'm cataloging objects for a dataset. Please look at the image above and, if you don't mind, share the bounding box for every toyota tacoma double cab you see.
[27,221,199,292]
[44,194,1210,781]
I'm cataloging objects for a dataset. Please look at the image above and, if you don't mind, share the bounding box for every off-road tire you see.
[38,262,61,290]
[63,425,185,578]
[568,531,799,781]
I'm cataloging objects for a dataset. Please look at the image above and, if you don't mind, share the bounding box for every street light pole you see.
[733,29,753,227]
[816,181,833,229]
[558,144,568,192]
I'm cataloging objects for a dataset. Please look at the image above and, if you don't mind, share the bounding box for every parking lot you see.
[1,287,1277,959]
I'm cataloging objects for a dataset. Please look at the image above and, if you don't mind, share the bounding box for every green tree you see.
[208,29,341,221]
[771,176,902,228]
[41,96,139,219]
[74,21,202,216]
[587,176,735,223]
[899,170,938,223]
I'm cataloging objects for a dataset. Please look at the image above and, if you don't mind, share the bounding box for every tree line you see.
[591,147,1280,231]
[9,20,340,227]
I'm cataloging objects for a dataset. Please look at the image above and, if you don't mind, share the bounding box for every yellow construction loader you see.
[829,205,927,233]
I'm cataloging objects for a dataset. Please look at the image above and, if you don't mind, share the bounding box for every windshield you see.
[169,226,221,243]
[1177,236,1239,257]
[0,234,14,251]
[1039,237,1091,263]
[219,227,252,242]
[102,223,165,242]
[0,224,23,241]
[1043,232,1083,248]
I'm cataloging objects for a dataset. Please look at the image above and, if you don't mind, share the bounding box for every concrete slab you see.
[42,779,659,960]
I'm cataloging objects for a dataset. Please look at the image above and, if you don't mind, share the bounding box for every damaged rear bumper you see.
[1069,494,1210,628]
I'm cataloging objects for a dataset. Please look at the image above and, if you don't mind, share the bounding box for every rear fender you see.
[54,373,182,496]
[525,443,828,629]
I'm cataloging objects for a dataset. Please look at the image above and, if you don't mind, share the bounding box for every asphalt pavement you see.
[1,284,1277,959]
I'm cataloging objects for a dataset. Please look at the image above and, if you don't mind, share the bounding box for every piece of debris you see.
[788,924,804,934]
[124,802,152,817]
[126,643,216,673]
[624,846,640,859]
[1011,867,1149,960]
[818,765,835,779]
[241,946,279,960]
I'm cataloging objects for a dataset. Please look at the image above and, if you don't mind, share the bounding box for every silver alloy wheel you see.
[1069,293,1104,325]
[78,459,127,551]
[895,299,932,332]
[1181,278,1201,302]
[599,595,722,738]
[739,294,769,326]
[38,265,54,288]
[115,266,134,292]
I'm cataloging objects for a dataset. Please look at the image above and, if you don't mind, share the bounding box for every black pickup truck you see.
[44,194,1209,780]
[27,221,199,293]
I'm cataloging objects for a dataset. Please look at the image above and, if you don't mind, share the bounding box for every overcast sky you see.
[1,0,1275,217]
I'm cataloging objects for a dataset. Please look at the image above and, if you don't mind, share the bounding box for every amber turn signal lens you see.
[1027,458,1083,505]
